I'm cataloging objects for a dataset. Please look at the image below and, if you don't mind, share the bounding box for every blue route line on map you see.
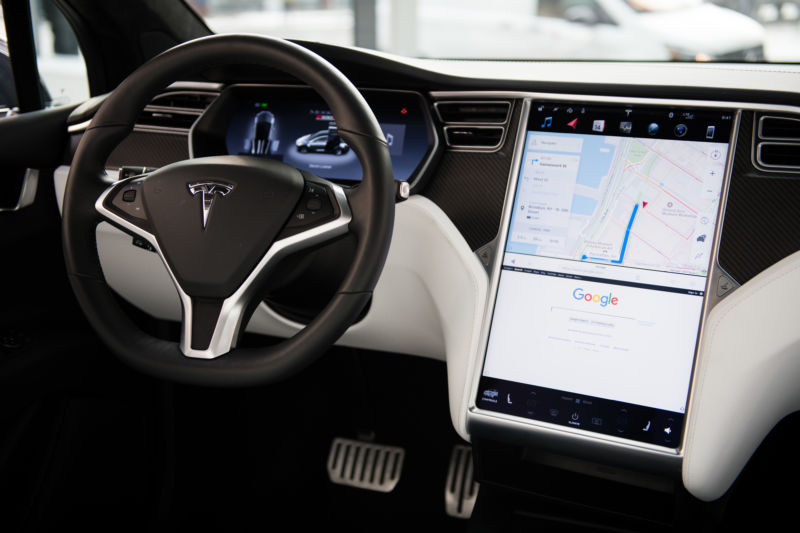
[581,203,639,265]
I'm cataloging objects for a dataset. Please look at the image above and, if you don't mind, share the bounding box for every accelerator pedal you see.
[445,445,479,519]
[327,437,404,493]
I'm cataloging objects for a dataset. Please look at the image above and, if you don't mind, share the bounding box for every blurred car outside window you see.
[189,0,800,62]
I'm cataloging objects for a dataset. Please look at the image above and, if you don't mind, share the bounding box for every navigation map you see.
[507,132,728,277]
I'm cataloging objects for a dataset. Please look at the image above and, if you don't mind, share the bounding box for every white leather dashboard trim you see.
[222,194,489,415]
[683,250,800,501]
[54,166,69,214]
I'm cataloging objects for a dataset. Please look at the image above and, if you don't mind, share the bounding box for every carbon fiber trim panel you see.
[719,111,800,284]
[106,132,190,169]
[422,101,520,250]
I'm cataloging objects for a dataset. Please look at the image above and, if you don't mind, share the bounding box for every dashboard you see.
[58,47,800,510]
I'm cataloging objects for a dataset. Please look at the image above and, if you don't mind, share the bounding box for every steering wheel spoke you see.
[177,175,353,360]
[96,165,354,360]
[276,174,351,240]
[96,173,155,238]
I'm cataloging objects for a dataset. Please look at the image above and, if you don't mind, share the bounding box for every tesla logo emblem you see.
[188,181,234,228]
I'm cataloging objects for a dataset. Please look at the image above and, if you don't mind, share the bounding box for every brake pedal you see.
[327,437,404,493]
[445,445,479,519]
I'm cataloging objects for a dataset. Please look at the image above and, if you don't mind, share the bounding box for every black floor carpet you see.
[2,338,469,532]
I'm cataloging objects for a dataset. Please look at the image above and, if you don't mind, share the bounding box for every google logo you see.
[572,288,619,307]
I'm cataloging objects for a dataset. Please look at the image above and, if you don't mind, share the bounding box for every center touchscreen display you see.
[477,102,734,449]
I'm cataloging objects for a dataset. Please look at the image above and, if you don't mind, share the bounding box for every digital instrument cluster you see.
[191,86,435,184]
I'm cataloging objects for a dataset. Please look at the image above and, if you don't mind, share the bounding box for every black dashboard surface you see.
[101,71,800,287]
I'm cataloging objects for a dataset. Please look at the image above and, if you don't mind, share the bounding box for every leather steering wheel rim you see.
[62,34,395,386]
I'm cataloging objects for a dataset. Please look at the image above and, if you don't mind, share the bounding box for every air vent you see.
[444,126,504,149]
[135,90,219,134]
[759,115,800,140]
[757,143,800,168]
[149,92,218,111]
[754,114,800,172]
[435,101,510,124]
[137,111,200,130]
[435,99,512,151]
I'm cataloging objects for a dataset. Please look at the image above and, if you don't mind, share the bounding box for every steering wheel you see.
[61,34,395,386]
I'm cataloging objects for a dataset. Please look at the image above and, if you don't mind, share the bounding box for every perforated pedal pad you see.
[327,437,404,493]
[445,445,479,519]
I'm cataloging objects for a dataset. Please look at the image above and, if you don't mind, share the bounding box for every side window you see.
[0,5,17,114]
[31,0,90,106]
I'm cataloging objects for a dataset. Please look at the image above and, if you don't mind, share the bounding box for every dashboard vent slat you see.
[757,143,800,169]
[134,90,219,134]
[137,111,200,130]
[436,101,510,124]
[759,116,800,140]
[149,92,218,111]
[444,126,504,149]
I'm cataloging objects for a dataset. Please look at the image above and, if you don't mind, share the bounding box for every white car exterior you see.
[600,0,766,59]
[205,0,765,61]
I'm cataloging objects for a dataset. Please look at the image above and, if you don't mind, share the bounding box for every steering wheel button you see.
[287,210,311,229]
[110,183,147,221]
[306,197,323,211]
[131,236,156,252]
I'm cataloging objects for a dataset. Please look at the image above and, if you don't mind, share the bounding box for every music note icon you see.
[541,116,552,128]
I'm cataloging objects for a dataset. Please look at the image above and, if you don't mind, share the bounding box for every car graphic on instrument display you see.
[295,123,350,155]
[246,110,278,156]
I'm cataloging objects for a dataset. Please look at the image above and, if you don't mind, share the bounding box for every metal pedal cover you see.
[327,437,404,493]
[445,445,479,519]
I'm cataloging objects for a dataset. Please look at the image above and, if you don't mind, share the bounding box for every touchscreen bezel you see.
[467,97,740,458]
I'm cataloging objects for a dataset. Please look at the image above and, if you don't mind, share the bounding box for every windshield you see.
[188,0,799,62]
